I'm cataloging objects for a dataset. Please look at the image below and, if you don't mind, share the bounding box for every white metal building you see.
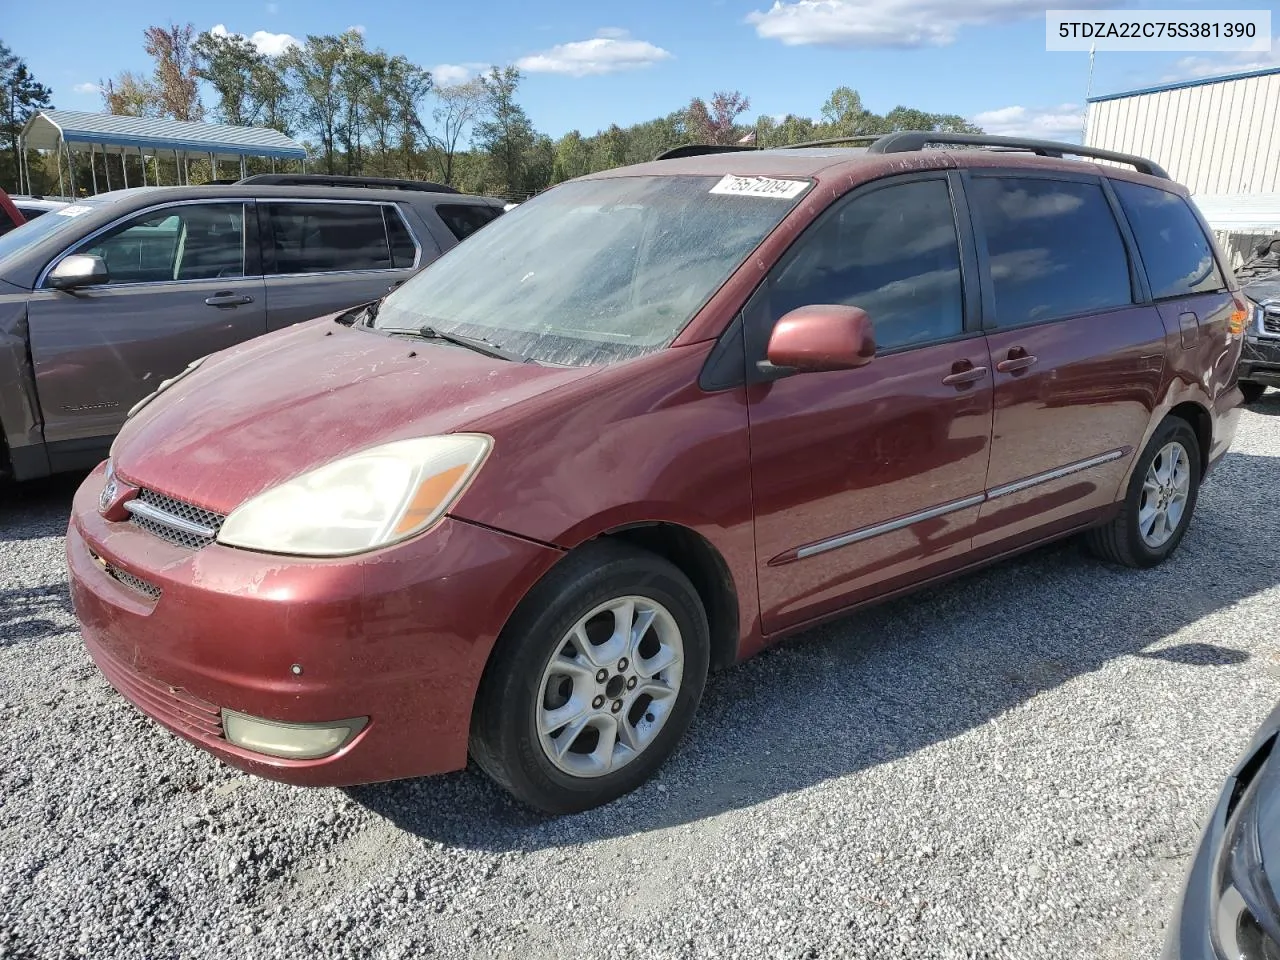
[1085,67,1280,266]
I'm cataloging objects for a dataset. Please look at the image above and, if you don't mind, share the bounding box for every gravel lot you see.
[3,397,1280,960]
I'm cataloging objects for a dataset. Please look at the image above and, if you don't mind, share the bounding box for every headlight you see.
[126,354,210,420]
[1214,769,1280,960]
[216,434,492,556]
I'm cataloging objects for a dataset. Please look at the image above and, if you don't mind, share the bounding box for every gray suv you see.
[0,174,505,481]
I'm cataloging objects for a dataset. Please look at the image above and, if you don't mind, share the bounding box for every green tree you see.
[427,79,485,185]
[101,71,160,118]
[193,30,261,125]
[474,66,534,195]
[283,35,347,173]
[686,90,751,145]
[0,42,53,192]
[552,130,589,183]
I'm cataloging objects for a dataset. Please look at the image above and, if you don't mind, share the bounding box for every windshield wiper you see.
[381,324,533,363]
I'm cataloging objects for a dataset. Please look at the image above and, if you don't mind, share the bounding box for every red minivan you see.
[67,133,1247,814]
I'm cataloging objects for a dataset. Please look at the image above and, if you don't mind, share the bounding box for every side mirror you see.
[764,304,876,375]
[48,254,109,290]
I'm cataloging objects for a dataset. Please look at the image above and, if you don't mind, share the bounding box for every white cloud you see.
[747,0,1112,48]
[596,27,629,39]
[209,23,300,56]
[1162,38,1280,81]
[516,30,673,77]
[971,103,1085,140]
[431,62,488,85]
[73,82,103,95]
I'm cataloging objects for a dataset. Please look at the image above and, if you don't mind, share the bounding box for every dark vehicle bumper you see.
[1163,704,1280,959]
[1239,335,1280,386]
[67,462,563,787]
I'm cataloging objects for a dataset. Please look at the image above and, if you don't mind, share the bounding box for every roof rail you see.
[236,173,461,194]
[777,136,881,150]
[867,132,1169,178]
[654,144,759,161]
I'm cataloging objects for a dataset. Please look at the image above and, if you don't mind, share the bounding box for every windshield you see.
[0,201,103,269]
[374,175,808,365]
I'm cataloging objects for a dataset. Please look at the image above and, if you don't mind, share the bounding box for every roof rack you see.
[654,144,759,161]
[236,173,460,194]
[867,132,1169,178]
[778,136,880,150]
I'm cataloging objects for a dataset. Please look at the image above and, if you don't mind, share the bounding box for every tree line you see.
[1,26,983,198]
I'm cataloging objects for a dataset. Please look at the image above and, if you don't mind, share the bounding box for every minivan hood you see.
[112,318,598,515]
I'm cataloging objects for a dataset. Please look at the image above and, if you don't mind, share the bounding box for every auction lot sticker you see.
[710,175,810,200]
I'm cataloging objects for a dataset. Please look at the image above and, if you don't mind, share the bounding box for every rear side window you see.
[768,178,965,351]
[0,205,17,236]
[19,207,50,220]
[263,202,395,274]
[970,177,1133,328]
[435,203,501,241]
[1112,181,1225,299]
[385,207,417,268]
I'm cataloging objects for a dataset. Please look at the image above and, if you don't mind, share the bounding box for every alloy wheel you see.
[1138,441,1192,548]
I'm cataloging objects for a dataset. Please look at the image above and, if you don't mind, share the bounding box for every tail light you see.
[1229,296,1250,337]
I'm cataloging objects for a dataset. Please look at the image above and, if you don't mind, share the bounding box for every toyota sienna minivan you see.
[67,133,1246,814]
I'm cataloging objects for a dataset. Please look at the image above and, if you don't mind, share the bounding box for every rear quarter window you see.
[435,203,502,241]
[1112,180,1225,300]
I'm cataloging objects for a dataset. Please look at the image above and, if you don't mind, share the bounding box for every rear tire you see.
[469,541,709,815]
[1240,381,1267,404]
[1085,418,1201,569]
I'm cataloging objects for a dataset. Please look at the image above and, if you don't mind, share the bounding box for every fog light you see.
[222,710,367,760]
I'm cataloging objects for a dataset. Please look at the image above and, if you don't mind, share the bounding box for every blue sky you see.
[5,0,1280,142]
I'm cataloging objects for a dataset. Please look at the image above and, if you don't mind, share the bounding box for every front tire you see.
[470,541,710,815]
[1240,381,1267,404]
[1085,418,1201,569]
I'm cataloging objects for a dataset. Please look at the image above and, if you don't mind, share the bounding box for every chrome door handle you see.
[942,366,989,386]
[205,293,254,307]
[996,354,1038,374]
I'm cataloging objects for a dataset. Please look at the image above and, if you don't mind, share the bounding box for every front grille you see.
[1264,307,1280,336]
[128,488,226,550]
[91,642,224,742]
[105,562,162,601]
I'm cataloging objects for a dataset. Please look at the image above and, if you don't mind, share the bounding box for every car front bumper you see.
[1239,335,1280,387]
[67,462,563,786]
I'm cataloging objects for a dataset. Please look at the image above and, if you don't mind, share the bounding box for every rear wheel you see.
[1240,381,1267,404]
[469,541,709,815]
[1085,418,1201,569]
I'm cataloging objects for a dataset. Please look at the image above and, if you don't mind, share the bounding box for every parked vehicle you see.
[0,188,26,236]
[9,195,71,221]
[67,133,1246,814]
[0,174,506,481]
[1164,702,1280,959]
[1235,237,1280,404]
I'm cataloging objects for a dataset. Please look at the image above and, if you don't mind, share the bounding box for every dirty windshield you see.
[374,175,808,365]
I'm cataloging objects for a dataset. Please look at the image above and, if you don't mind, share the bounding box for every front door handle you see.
[942,365,989,387]
[205,292,254,307]
[996,353,1038,374]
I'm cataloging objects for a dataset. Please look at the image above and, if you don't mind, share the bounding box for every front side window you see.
[374,176,805,366]
[1113,181,1225,299]
[435,203,502,241]
[263,202,395,274]
[78,203,245,284]
[766,178,966,351]
[970,176,1133,328]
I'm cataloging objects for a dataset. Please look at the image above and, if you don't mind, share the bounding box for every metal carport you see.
[19,110,308,197]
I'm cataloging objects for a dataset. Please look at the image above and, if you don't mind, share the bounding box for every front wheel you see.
[469,541,709,815]
[1085,418,1201,569]
[1240,381,1267,404]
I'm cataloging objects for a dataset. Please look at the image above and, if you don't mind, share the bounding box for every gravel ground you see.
[3,397,1280,960]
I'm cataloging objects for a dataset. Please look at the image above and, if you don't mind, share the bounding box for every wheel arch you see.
[597,522,741,673]
[1166,400,1212,476]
